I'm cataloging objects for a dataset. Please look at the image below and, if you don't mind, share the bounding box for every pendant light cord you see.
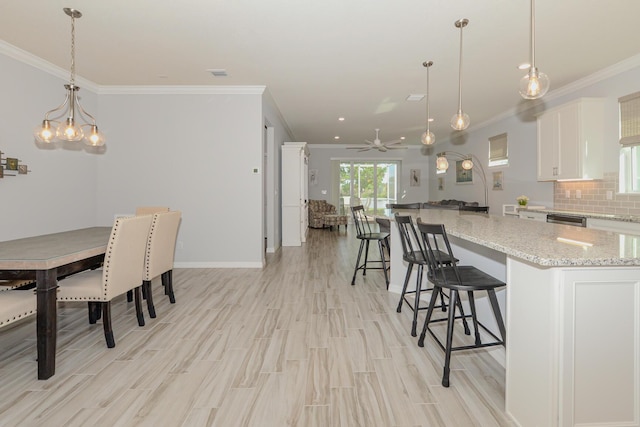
[530,0,536,69]
[457,23,464,113]
[70,14,76,85]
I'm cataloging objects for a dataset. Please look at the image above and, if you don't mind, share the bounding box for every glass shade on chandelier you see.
[451,18,470,131]
[436,155,449,171]
[450,110,470,131]
[461,158,473,170]
[520,67,549,100]
[519,0,549,100]
[34,8,105,147]
[421,130,435,145]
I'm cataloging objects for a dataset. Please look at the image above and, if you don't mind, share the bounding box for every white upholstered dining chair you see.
[0,289,36,329]
[56,215,152,348]
[142,210,181,318]
[135,206,169,216]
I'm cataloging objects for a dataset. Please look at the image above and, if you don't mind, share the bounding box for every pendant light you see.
[34,8,105,147]
[450,19,470,131]
[519,0,550,99]
[421,61,435,145]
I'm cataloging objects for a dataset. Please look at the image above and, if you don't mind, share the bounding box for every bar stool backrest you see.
[417,221,464,288]
[394,214,425,261]
[350,205,373,236]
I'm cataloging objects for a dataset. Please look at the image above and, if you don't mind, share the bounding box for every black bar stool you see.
[394,214,461,337]
[416,221,506,387]
[350,206,390,288]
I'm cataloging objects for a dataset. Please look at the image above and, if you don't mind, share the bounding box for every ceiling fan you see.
[346,128,408,152]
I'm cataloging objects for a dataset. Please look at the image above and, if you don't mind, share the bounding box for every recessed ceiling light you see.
[400,137,405,140]
[428,118,434,122]
[207,69,228,77]
[406,94,425,102]
[334,136,340,140]
[518,63,531,70]
[338,117,345,121]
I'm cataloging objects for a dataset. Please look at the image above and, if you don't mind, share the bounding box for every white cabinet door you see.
[518,211,547,222]
[537,112,559,180]
[537,98,604,181]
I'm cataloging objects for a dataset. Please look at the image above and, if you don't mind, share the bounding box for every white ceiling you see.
[1,0,640,146]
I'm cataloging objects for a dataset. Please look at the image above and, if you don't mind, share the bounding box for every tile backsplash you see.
[554,172,640,215]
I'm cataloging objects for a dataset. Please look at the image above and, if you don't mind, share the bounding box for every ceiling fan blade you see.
[384,139,403,146]
[378,146,388,152]
[364,139,374,145]
[386,146,408,150]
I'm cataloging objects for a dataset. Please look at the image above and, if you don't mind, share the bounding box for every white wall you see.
[1,43,290,268]
[0,45,99,241]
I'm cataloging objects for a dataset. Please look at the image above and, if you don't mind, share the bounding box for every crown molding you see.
[0,40,100,93]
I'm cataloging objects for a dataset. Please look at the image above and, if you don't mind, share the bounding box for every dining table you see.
[0,227,111,379]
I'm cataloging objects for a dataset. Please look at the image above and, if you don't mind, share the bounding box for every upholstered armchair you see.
[308,199,336,228]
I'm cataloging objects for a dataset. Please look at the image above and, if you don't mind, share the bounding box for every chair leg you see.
[397,263,414,313]
[351,240,366,285]
[411,265,424,337]
[418,285,442,347]
[88,302,100,324]
[439,289,447,312]
[126,290,133,302]
[143,280,156,318]
[442,290,459,388]
[363,240,370,276]
[163,270,176,304]
[134,287,145,327]
[453,293,471,335]
[377,240,389,288]
[487,289,506,344]
[467,291,481,345]
[102,302,115,348]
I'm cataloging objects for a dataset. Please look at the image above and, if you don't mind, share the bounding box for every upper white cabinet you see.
[537,98,605,181]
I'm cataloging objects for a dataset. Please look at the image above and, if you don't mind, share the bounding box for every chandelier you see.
[34,8,105,147]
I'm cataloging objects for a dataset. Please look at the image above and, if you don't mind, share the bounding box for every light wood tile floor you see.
[0,228,516,426]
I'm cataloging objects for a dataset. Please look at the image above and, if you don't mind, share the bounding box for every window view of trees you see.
[339,161,398,214]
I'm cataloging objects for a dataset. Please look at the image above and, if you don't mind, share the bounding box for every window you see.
[488,133,508,167]
[619,92,640,193]
[335,160,399,215]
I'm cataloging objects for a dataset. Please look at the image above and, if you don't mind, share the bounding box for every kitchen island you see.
[387,209,640,427]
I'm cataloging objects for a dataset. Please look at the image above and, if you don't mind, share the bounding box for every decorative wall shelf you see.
[0,150,30,178]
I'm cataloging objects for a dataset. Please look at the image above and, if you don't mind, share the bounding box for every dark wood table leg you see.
[36,268,58,380]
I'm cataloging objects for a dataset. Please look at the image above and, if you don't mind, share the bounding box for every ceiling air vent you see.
[406,94,425,101]
[208,69,228,77]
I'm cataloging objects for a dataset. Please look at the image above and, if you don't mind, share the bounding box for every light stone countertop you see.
[389,209,640,267]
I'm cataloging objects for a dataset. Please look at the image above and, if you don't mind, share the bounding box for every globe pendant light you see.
[519,0,550,99]
[421,61,435,145]
[450,19,470,131]
[34,8,105,147]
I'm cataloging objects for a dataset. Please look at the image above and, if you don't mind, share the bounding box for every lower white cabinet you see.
[518,211,547,222]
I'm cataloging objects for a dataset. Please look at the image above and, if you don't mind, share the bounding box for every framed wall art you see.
[455,160,473,184]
